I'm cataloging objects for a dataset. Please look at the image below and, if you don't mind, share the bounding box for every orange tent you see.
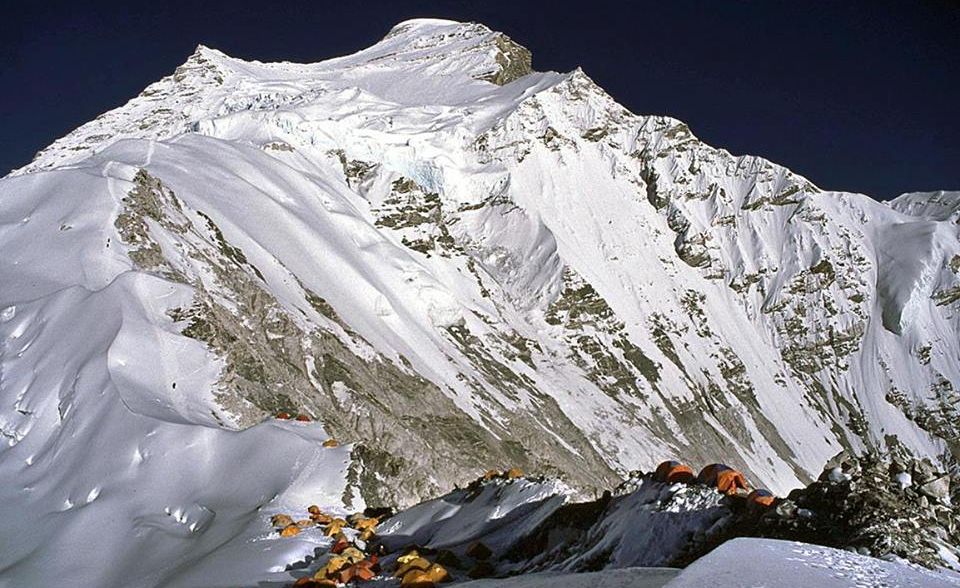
[696,463,732,486]
[294,577,337,588]
[715,469,749,495]
[653,460,695,484]
[747,488,776,507]
[339,561,375,583]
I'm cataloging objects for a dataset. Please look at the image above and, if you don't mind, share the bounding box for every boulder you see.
[435,549,463,568]
[364,506,394,520]
[824,467,849,483]
[467,560,495,579]
[819,452,860,481]
[918,476,951,504]
[912,458,939,483]
[465,541,492,560]
[774,499,797,519]
[893,471,912,490]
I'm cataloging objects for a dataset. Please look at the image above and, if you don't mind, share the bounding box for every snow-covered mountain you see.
[1,18,958,585]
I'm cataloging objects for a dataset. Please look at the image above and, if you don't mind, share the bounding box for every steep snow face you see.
[2,18,959,566]
[0,162,357,586]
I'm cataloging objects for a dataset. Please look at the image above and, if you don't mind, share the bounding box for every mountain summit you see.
[1,19,958,586]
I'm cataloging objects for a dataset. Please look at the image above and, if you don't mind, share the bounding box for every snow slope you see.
[2,17,960,585]
[451,546,960,588]
[891,190,960,222]
[666,538,960,588]
[439,539,960,588]
[0,212,356,586]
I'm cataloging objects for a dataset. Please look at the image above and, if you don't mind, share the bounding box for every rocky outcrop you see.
[478,34,533,85]
[368,455,960,580]
[676,451,960,569]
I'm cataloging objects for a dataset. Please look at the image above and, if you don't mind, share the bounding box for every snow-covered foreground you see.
[668,538,960,588]
[1,16,959,587]
[452,539,960,588]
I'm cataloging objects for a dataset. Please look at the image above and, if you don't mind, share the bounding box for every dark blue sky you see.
[2,1,957,199]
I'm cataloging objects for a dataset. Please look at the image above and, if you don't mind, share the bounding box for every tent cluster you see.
[389,539,496,584]
[481,467,524,481]
[279,471,520,587]
[390,548,453,586]
[273,506,385,587]
[653,460,777,509]
[276,411,314,422]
